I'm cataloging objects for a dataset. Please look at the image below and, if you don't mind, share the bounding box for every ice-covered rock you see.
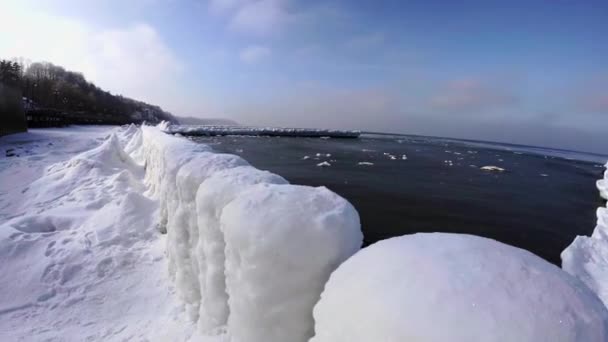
[599,165,608,200]
[562,161,608,306]
[311,233,608,342]
[221,184,362,342]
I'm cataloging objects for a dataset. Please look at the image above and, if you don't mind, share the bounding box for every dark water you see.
[192,134,606,265]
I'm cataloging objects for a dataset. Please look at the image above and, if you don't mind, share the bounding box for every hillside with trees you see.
[0,58,176,127]
[0,59,27,135]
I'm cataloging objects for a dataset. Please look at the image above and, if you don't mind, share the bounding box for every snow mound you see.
[562,161,608,306]
[222,184,362,342]
[311,233,608,342]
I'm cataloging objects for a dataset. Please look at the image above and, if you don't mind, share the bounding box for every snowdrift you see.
[137,125,363,340]
[563,162,608,306]
[311,233,608,342]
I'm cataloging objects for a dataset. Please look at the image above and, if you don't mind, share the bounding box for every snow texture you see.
[311,233,608,342]
[0,126,195,341]
[563,161,608,306]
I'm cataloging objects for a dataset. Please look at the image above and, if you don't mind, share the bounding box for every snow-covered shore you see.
[0,126,196,341]
[0,124,363,341]
[2,124,608,341]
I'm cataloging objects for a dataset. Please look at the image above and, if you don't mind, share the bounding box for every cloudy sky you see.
[1,0,607,153]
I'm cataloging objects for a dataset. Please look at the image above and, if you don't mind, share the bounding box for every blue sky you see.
[1,0,607,153]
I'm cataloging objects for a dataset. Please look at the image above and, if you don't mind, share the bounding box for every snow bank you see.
[311,233,608,342]
[138,124,363,339]
[222,184,362,342]
[562,161,608,306]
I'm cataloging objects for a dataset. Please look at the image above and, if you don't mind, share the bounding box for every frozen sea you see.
[191,133,608,265]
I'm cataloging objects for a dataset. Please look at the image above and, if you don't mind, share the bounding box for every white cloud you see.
[0,2,183,112]
[227,0,290,36]
[240,45,271,64]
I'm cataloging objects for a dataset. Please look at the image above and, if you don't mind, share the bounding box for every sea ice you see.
[480,165,505,172]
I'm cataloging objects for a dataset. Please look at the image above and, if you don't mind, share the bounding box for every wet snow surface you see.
[193,134,607,265]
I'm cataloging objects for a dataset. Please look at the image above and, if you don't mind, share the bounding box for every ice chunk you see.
[221,184,362,342]
[562,162,608,307]
[599,171,607,200]
[480,165,505,172]
[317,161,331,167]
[357,162,374,166]
[312,233,608,342]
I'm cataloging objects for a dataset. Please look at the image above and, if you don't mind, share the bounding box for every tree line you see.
[0,58,175,125]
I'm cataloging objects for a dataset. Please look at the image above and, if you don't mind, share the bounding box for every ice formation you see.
[311,233,608,342]
[222,184,362,342]
[562,162,608,306]
[139,123,363,339]
[196,167,288,332]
